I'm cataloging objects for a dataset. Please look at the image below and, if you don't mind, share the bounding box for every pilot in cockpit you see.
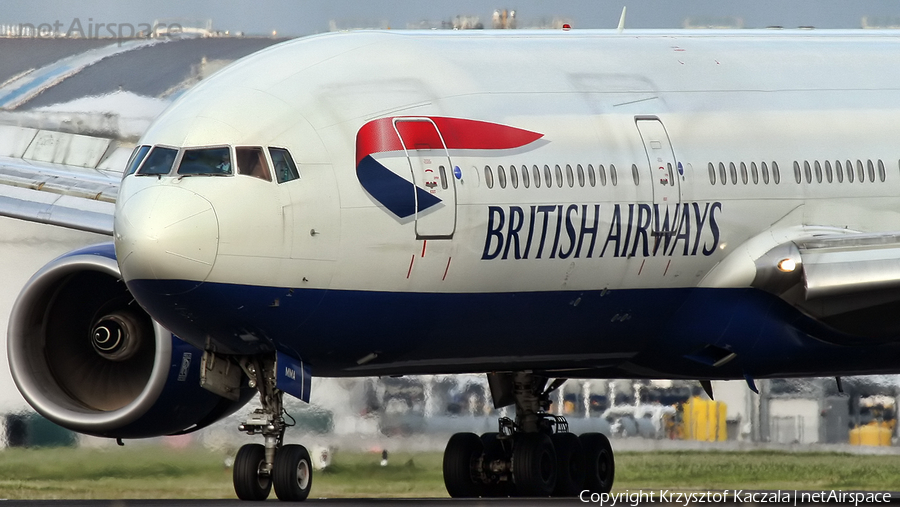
[216,154,231,174]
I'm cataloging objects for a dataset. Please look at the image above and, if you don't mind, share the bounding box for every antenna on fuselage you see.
[617,6,627,33]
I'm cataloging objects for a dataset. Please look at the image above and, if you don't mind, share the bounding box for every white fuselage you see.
[112,30,900,377]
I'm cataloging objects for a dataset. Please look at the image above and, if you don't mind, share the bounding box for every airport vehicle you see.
[5,29,900,500]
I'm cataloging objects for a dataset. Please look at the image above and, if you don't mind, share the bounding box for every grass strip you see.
[1,447,899,499]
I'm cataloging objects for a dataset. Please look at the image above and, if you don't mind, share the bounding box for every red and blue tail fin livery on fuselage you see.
[356,116,542,219]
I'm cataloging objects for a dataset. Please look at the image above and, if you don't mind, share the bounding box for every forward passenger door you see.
[393,118,457,239]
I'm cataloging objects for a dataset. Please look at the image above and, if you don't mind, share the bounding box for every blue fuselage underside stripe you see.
[125,279,900,379]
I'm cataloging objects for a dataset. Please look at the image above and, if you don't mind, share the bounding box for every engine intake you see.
[8,243,253,439]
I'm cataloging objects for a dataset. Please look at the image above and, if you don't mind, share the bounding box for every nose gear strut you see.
[232,356,312,502]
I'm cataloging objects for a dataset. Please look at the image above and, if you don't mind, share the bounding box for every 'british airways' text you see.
[481,202,722,260]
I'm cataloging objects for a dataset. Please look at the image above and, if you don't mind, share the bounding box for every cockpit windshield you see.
[137,146,178,176]
[177,147,232,176]
[128,144,300,181]
[270,147,300,183]
[125,145,151,177]
[236,147,271,181]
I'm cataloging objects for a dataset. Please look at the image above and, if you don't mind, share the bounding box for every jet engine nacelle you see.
[7,243,254,439]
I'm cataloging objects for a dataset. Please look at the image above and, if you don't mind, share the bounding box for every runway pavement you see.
[0,500,581,507]
[10,492,900,506]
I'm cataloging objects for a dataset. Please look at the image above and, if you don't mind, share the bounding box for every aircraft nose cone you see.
[115,185,218,292]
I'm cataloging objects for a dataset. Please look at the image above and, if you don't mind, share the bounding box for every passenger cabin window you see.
[236,147,271,181]
[484,165,494,189]
[532,165,541,188]
[125,145,151,176]
[270,147,300,183]
[138,146,179,176]
[521,165,530,188]
[178,147,232,176]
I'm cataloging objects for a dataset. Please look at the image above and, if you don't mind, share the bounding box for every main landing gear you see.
[232,356,312,502]
[443,372,615,497]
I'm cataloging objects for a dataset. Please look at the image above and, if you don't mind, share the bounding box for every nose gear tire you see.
[273,444,313,501]
[233,443,271,501]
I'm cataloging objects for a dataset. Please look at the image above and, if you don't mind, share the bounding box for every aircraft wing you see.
[0,155,117,235]
[737,228,900,340]
[745,231,900,300]
[797,233,900,299]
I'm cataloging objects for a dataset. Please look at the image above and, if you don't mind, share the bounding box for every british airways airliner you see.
[6,28,900,500]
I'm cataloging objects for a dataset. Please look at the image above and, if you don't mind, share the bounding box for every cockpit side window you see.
[269,147,300,184]
[236,147,272,181]
[178,147,232,176]
[137,146,179,176]
[125,145,151,176]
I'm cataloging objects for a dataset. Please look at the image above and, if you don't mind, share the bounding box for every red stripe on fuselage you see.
[355,117,543,167]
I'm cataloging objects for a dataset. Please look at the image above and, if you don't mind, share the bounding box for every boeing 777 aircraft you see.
[4,28,900,500]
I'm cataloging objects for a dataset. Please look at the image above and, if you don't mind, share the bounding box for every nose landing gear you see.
[232,356,313,502]
[442,372,615,497]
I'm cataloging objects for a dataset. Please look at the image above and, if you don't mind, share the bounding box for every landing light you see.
[777,258,797,273]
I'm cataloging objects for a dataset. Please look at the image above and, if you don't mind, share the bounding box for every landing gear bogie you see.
[442,371,615,498]
[443,428,610,498]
